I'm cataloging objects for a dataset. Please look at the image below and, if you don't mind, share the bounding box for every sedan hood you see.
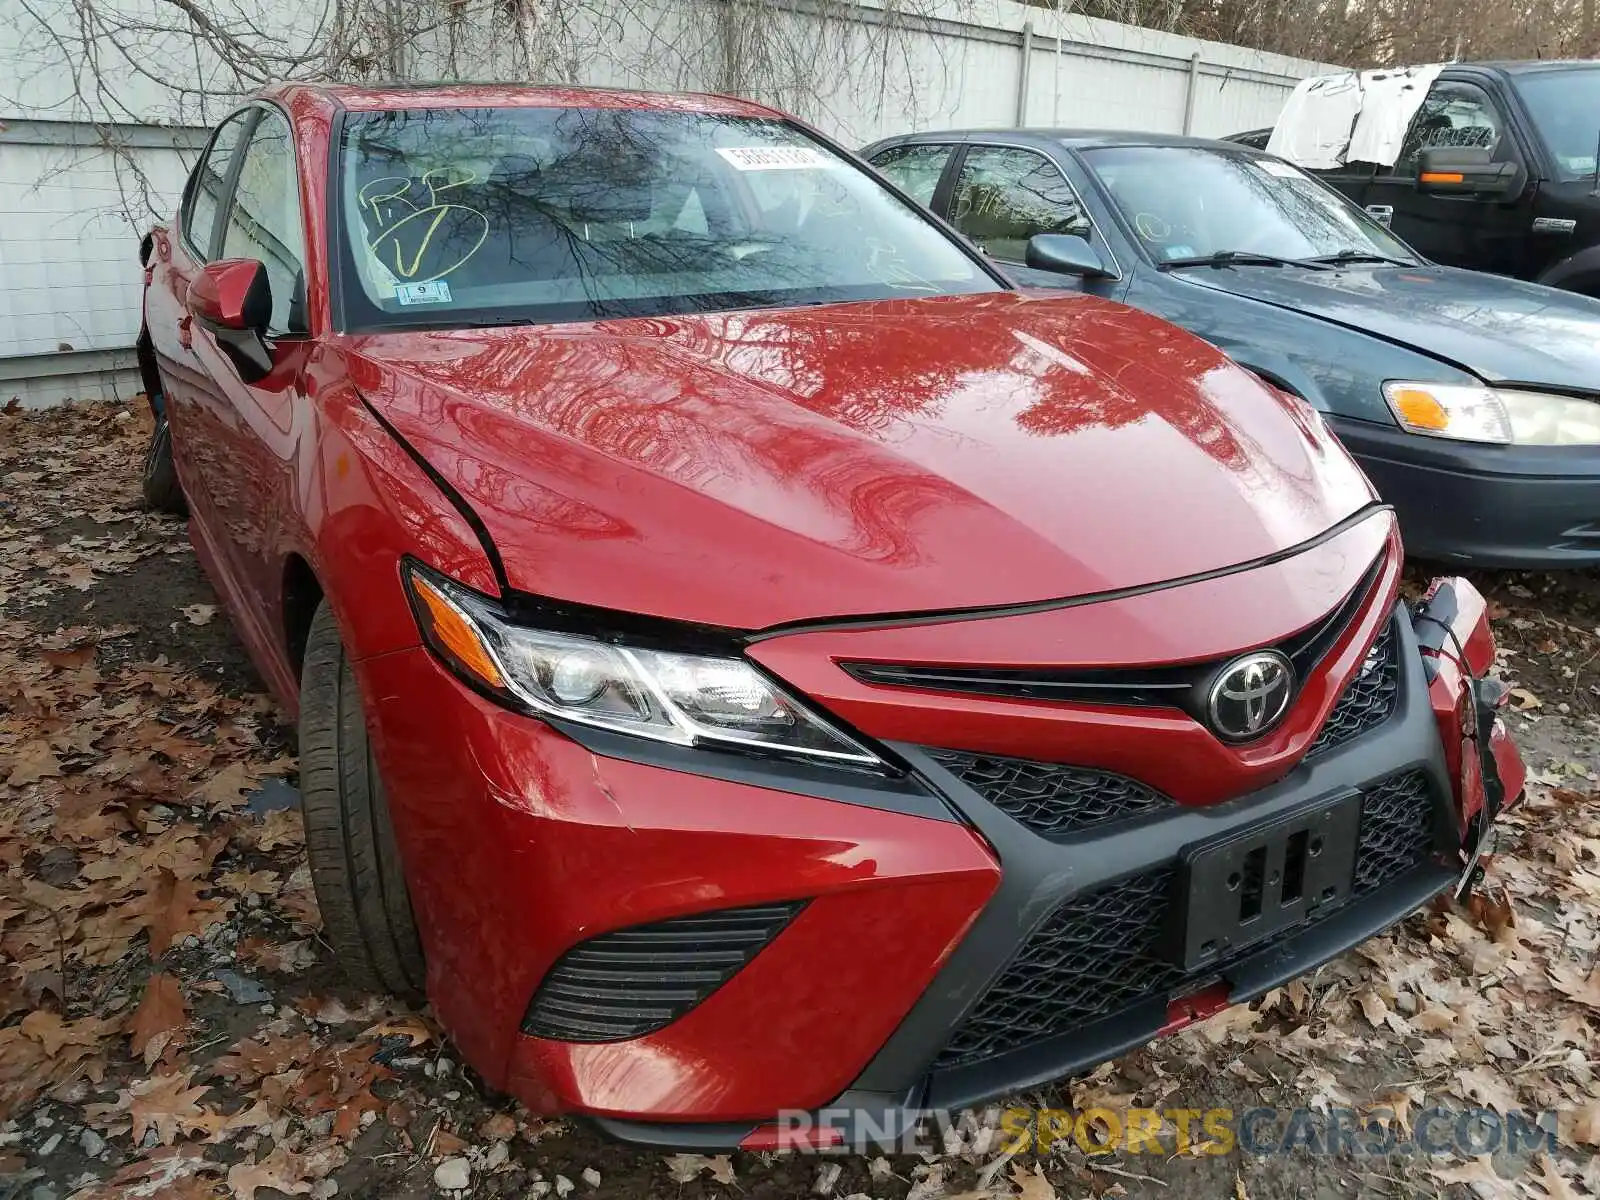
[350,291,1373,629]
[1174,262,1600,391]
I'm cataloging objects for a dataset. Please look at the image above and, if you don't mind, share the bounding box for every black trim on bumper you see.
[851,608,1449,1100]
[582,608,1463,1151]
[1327,413,1600,568]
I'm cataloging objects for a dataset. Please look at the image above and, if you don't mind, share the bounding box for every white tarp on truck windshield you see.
[1266,64,1444,168]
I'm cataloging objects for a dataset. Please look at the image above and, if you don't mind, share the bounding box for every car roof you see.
[260,80,779,118]
[879,127,1254,153]
[1451,59,1600,75]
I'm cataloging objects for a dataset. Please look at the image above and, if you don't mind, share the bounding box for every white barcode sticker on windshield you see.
[395,280,453,305]
[716,146,835,171]
[1255,159,1301,178]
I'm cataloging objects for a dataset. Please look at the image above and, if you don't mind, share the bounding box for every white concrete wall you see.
[0,0,1340,405]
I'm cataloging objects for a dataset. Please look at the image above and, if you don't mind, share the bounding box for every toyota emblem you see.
[1206,651,1294,741]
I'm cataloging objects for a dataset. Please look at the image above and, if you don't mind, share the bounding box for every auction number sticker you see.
[395,280,454,305]
[716,146,836,170]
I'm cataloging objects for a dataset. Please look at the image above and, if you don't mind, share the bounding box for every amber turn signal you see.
[1386,386,1451,431]
[407,568,508,691]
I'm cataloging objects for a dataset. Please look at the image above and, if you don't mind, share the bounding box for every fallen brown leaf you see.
[1532,1154,1581,1200]
[227,1145,313,1200]
[7,741,62,787]
[1009,1161,1058,1200]
[1425,1155,1515,1199]
[125,1071,222,1146]
[134,871,228,957]
[127,972,189,1068]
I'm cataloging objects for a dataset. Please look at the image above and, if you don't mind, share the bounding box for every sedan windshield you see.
[1516,68,1600,181]
[335,106,995,328]
[1081,145,1416,267]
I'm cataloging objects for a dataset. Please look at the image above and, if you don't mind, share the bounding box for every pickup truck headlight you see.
[403,562,882,767]
[1384,382,1600,446]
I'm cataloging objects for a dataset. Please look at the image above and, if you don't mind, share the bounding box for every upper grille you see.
[842,552,1384,716]
[924,749,1171,838]
[932,769,1437,1070]
[1308,626,1400,756]
[522,902,803,1042]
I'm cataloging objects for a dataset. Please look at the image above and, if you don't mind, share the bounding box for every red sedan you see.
[136,82,1524,1148]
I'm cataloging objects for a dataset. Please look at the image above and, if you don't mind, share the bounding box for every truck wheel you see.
[299,602,426,998]
[142,414,187,516]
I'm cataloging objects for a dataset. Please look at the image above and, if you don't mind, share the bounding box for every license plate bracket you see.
[1169,790,1363,972]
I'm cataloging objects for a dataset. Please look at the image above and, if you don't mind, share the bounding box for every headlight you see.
[1383,382,1600,446]
[403,562,882,767]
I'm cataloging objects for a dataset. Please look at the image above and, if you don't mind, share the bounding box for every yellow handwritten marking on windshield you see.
[371,205,490,281]
[358,169,490,284]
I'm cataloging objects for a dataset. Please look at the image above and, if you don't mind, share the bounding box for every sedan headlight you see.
[1384,382,1600,446]
[403,562,882,767]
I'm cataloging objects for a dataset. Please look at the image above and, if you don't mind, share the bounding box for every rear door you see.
[1360,76,1533,273]
[183,104,314,643]
[942,142,1122,295]
[864,141,959,212]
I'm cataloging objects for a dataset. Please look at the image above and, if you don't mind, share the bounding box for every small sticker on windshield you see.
[395,280,453,305]
[1255,159,1300,178]
[1166,244,1197,259]
[716,146,835,171]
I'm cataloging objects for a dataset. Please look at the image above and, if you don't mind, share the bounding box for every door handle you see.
[1365,205,1394,227]
[178,314,193,350]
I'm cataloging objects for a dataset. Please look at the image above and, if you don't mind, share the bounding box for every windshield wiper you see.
[1297,249,1416,267]
[1158,250,1330,271]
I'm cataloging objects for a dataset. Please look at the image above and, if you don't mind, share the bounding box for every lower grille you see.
[1353,771,1436,894]
[932,769,1438,1070]
[522,902,804,1042]
[1308,627,1400,756]
[924,749,1172,838]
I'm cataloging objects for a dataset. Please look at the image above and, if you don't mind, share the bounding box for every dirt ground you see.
[3,401,1600,1200]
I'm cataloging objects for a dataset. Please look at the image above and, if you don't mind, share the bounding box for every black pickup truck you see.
[1231,61,1600,296]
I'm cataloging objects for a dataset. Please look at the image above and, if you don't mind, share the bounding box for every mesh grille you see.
[1353,771,1437,895]
[933,770,1437,1070]
[522,902,803,1042]
[924,749,1172,838]
[1308,627,1400,756]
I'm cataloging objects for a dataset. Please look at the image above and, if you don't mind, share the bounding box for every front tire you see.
[142,413,187,516]
[298,602,426,997]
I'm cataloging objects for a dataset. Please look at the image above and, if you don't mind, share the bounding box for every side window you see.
[1393,81,1506,174]
[949,146,1091,262]
[182,114,249,259]
[869,143,955,207]
[220,110,308,334]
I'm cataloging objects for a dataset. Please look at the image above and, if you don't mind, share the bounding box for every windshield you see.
[1517,68,1600,181]
[334,106,995,328]
[1081,145,1416,266]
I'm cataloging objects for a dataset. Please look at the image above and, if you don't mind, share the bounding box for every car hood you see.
[1172,262,1600,391]
[348,291,1374,629]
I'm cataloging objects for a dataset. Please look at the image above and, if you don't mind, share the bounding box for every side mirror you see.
[1415,146,1522,199]
[1024,233,1113,279]
[186,259,273,380]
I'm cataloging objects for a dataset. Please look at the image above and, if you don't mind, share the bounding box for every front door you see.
[148,110,252,538]
[182,105,313,653]
[1360,77,1533,275]
[943,144,1118,295]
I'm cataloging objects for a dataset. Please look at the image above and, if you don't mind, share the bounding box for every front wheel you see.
[142,412,187,516]
[298,602,426,998]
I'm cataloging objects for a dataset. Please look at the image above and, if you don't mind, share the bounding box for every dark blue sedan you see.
[861,129,1600,568]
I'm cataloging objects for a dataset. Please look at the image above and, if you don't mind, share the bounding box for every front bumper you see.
[357,561,1520,1145]
[1328,413,1600,567]
[596,609,1473,1149]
